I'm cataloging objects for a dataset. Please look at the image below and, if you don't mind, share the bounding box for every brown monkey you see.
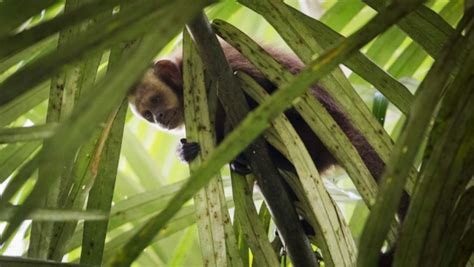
[128,44,384,179]
[128,44,407,266]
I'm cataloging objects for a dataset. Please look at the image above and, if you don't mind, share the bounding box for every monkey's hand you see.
[179,138,251,175]
[230,154,252,175]
[177,138,200,162]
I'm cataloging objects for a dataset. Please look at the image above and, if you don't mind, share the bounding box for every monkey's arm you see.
[178,136,252,175]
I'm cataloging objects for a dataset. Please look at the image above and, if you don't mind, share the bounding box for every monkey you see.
[127,43,408,266]
[128,44,385,177]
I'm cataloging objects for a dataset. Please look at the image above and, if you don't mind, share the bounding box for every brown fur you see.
[217,44,384,178]
[128,68,183,130]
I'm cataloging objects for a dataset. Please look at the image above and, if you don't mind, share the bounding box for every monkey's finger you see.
[182,142,200,153]
[230,160,252,175]
[234,153,250,165]
[177,141,200,162]
[178,149,200,162]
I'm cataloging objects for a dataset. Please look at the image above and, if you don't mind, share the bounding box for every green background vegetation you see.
[0,0,472,266]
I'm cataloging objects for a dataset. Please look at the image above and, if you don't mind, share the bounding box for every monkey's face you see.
[128,61,184,131]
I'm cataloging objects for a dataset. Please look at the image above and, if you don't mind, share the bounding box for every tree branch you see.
[186,12,318,267]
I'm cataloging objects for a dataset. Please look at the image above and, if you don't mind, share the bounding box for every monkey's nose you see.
[156,112,165,120]
[155,111,167,124]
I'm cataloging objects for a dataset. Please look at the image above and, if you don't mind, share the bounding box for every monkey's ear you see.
[153,60,182,90]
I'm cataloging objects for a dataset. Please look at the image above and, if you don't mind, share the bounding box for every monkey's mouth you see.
[157,109,181,130]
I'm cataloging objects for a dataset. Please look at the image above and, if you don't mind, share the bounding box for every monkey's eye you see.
[149,95,160,105]
[143,110,154,122]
